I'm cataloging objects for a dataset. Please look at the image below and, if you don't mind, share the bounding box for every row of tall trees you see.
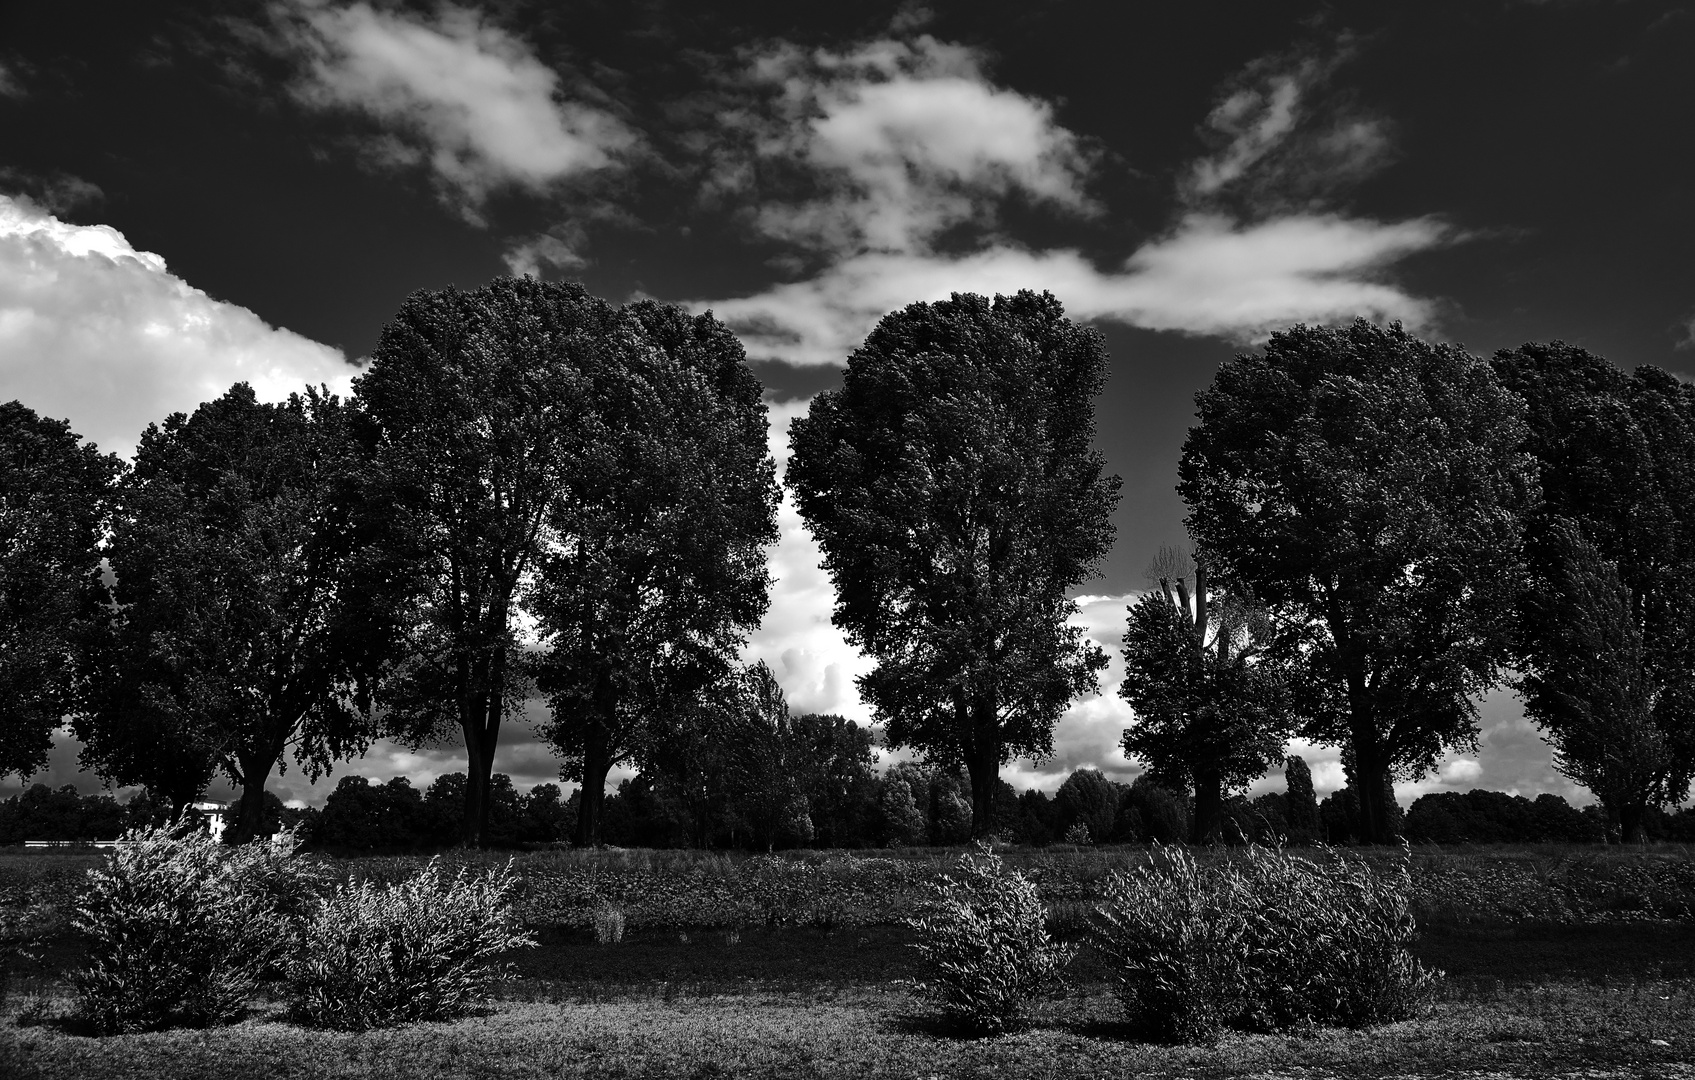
[4,287,1692,846]
[1118,323,1695,844]
[1,281,779,847]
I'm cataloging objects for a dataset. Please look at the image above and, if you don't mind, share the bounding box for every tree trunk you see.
[963,695,1001,839]
[1191,769,1224,845]
[462,716,489,847]
[575,735,613,848]
[1619,801,1648,845]
[1350,734,1391,845]
[227,753,275,846]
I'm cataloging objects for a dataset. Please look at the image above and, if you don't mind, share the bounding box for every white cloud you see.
[723,33,1092,255]
[0,194,353,460]
[276,1,634,214]
[502,233,587,278]
[702,212,1451,365]
[740,397,877,723]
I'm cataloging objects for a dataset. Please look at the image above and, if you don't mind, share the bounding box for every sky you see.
[2,0,1692,811]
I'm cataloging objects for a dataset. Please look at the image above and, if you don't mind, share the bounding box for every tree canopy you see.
[0,402,118,780]
[354,278,618,846]
[1119,547,1291,843]
[73,384,394,839]
[1180,320,1536,842]
[1493,341,1695,841]
[787,290,1121,836]
[527,299,779,846]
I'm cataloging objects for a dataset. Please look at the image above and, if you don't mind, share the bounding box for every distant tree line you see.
[2,284,1693,847]
[14,762,1694,849]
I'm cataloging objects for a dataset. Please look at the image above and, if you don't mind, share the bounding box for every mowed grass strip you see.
[4,981,1695,1080]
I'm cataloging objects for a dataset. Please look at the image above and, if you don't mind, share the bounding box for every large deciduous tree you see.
[1119,546,1291,844]
[1180,320,1536,843]
[355,278,614,846]
[74,384,397,840]
[0,403,119,780]
[1492,343,1695,842]
[787,291,1122,837]
[528,300,779,847]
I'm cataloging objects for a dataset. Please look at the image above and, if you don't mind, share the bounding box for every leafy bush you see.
[1090,844,1436,1043]
[286,858,535,1030]
[1232,844,1436,1030]
[1089,846,1251,1042]
[72,825,311,1034]
[908,844,1074,1035]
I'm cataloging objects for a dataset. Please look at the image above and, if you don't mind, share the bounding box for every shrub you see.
[1090,843,1437,1043]
[72,825,311,1033]
[1089,846,1251,1043]
[1233,844,1436,1030]
[286,858,535,1030]
[908,844,1074,1035]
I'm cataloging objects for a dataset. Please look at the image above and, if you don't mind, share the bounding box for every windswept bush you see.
[1090,843,1437,1043]
[285,858,535,1031]
[908,844,1074,1035]
[1089,846,1251,1042]
[72,825,312,1034]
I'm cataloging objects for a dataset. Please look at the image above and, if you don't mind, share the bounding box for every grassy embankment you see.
[2,844,1693,1079]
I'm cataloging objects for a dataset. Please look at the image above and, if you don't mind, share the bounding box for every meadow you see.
[3,843,1694,1079]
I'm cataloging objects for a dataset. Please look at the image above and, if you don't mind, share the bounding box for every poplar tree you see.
[787,291,1121,836]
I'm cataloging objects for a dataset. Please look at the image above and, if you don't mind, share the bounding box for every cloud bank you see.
[0,195,353,460]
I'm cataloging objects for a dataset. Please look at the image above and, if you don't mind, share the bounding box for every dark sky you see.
[2,0,1692,807]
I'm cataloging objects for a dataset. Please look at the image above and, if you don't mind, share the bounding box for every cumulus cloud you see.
[274,1,635,217]
[0,194,353,460]
[694,27,1450,365]
[738,397,877,724]
[717,33,1094,256]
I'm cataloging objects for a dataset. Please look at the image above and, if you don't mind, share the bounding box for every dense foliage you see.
[0,403,119,780]
[908,845,1074,1034]
[1492,344,1695,842]
[72,825,316,1033]
[1119,548,1293,842]
[788,291,1121,835]
[528,301,780,847]
[73,385,396,841]
[1181,320,1536,842]
[354,280,622,846]
[286,859,534,1030]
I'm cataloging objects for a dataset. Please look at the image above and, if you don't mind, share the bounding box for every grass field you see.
[3,844,1694,1078]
